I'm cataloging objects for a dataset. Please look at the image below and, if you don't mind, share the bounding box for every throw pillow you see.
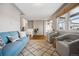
[7,36,19,43]
[19,31,26,38]
[0,36,5,48]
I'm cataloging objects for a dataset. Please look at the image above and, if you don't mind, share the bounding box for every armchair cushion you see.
[56,34,70,41]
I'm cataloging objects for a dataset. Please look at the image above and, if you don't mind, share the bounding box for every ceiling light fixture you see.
[34,3,43,6]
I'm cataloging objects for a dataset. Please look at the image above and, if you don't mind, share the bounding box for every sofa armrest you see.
[69,39,79,54]
[0,49,2,56]
[69,39,79,43]
[56,41,69,55]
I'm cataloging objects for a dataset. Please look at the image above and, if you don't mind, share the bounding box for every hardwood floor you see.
[31,35,47,40]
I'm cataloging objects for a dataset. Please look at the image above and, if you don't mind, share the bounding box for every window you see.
[71,19,79,24]
[69,6,79,30]
[57,17,65,30]
[59,21,65,30]
[69,19,79,30]
[46,20,53,33]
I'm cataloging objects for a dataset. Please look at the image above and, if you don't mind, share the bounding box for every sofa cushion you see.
[8,31,19,39]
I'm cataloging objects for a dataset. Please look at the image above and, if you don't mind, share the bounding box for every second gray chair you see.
[56,34,79,56]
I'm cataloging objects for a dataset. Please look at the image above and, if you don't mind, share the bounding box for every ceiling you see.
[15,3,63,20]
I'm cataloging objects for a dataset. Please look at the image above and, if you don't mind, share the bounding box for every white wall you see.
[33,20,44,35]
[0,4,20,32]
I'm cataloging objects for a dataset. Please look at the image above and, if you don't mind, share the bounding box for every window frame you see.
[69,7,79,30]
[57,17,66,30]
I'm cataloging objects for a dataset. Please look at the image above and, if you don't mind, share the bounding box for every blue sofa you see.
[0,31,29,56]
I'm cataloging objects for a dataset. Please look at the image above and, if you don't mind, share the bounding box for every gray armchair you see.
[56,34,79,56]
[47,31,68,43]
[47,32,58,43]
